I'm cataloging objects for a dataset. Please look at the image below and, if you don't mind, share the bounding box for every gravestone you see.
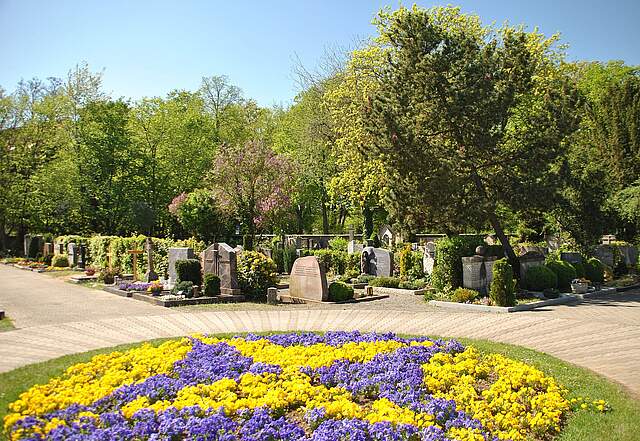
[77,245,87,269]
[127,248,143,280]
[68,243,78,267]
[560,252,583,265]
[422,242,436,275]
[203,243,241,295]
[43,243,54,257]
[361,247,393,277]
[348,240,363,255]
[462,251,498,295]
[143,238,159,282]
[289,256,328,302]
[168,247,195,285]
[593,246,614,267]
[519,251,545,287]
[57,242,65,255]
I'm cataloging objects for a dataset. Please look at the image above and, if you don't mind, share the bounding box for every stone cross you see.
[143,238,159,282]
[127,248,144,281]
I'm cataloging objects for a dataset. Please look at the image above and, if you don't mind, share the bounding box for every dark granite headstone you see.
[203,243,241,295]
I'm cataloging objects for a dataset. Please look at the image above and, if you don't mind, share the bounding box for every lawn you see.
[1,334,638,441]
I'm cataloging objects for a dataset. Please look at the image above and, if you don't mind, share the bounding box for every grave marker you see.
[168,247,195,284]
[203,243,241,295]
[143,238,159,282]
[289,256,328,302]
[127,248,144,281]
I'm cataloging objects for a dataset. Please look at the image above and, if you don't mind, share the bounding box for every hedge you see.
[431,235,485,292]
[524,265,558,291]
[546,260,577,291]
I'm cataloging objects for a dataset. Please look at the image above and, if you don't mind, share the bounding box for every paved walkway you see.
[0,265,639,397]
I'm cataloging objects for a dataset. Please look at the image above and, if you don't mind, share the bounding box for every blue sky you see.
[1,0,639,107]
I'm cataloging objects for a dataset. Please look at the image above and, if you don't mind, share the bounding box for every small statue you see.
[360,250,370,275]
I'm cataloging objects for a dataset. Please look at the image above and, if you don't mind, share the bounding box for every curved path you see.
[1,265,639,397]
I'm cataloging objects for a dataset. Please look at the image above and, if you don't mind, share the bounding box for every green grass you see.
[1,335,638,441]
[0,317,14,332]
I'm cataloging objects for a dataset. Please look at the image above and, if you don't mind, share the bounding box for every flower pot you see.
[85,269,95,276]
[571,282,589,294]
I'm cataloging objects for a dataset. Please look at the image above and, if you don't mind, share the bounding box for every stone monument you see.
[348,240,363,255]
[68,243,78,267]
[289,256,328,302]
[519,251,545,287]
[143,238,159,282]
[462,247,498,295]
[422,242,436,276]
[203,243,241,295]
[168,247,195,285]
[361,247,393,277]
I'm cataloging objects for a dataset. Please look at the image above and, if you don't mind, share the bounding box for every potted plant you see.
[571,278,590,294]
[85,266,96,276]
[147,281,164,296]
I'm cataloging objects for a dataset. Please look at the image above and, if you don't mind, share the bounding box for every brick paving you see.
[0,265,639,396]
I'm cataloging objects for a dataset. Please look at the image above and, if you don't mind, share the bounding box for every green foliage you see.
[203,274,221,297]
[585,258,605,283]
[328,237,348,252]
[237,251,279,300]
[432,236,485,292]
[175,259,202,287]
[524,265,558,291]
[369,276,400,288]
[98,267,119,284]
[490,258,516,307]
[543,288,560,299]
[171,189,231,242]
[51,254,69,268]
[172,280,194,298]
[27,238,40,259]
[356,274,376,284]
[398,278,428,290]
[572,262,586,278]
[545,260,578,291]
[452,288,479,303]
[398,245,424,279]
[368,232,381,248]
[328,281,355,302]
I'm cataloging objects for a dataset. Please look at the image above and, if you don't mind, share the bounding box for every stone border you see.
[371,286,425,296]
[278,293,389,305]
[102,286,245,307]
[429,288,617,313]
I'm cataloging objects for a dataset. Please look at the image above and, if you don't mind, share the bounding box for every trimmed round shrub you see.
[175,259,202,287]
[172,280,194,298]
[524,265,557,291]
[369,276,400,288]
[203,274,221,296]
[328,281,354,302]
[452,287,479,303]
[584,257,605,283]
[545,260,577,291]
[490,258,516,307]
[238,251,279,300]
[51,255,69,268]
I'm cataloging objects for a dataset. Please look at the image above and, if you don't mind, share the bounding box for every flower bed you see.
[3,332,606,440]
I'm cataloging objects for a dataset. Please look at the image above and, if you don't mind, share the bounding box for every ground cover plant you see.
[2,332,628,441]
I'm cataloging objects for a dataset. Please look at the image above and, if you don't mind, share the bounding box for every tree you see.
[168,189,232,242]
[209,140,294,247]
[362,6,580,272]
[199,75,242,133]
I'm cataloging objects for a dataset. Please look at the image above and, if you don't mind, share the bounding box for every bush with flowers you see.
[3,332,608,441]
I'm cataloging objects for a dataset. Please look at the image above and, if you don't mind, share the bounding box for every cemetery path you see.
[0,265,174,328]
[0,264,639,397]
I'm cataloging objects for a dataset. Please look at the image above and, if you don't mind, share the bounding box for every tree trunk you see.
[295,204,304,234]
[470,171,520,278]
[321,199,329,235]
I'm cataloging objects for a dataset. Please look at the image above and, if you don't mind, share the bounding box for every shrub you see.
[543,288,560,299]
[238,251,279,300]
[328,237,349,252]
[203,274,221,296]
[398,278,428,290]
[572,261,586,278]
[369,231,381,248]
[43,254,52,266]
[328,281,354,302]
[524,265,557,291]
[369,276,400,288]
[545,260,577,291]
[98,267,119,284]
[584,258,605,283]
[51,254,69,268]
[432,235,485,292]
[172,280,194,298]
[452,287,479,303]
[175,259,202,287]
[398,245,424,279]
[356,274,376,284]
[489,258,516,307]
[283,245,298,274]
[28,238,41,259]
